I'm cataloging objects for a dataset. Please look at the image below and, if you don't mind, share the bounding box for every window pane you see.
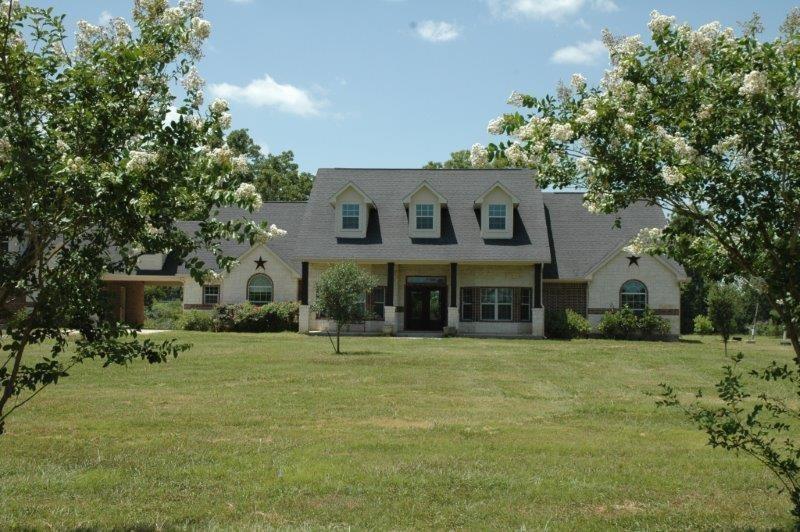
[481,304,495,320]
[521,288,531,304]
[416,216,433,230]
[480,288,496,304]
[488,204,507,231]
[461,303,473,321]
[488,204,506,217]
[461,288,473,303]
[497,288,512,303]
[248,275,273,304]
[498,304,512,320]
[415,204,433,217]
[342,204,359,229]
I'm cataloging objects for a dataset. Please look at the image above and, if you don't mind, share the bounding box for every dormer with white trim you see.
[474,182,519,240]
[329,181,375,239]
[403,181,447,239]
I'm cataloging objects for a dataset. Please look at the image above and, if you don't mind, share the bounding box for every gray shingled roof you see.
[296,168,552,263]
[542,192,686,280]
[174,202,305,275]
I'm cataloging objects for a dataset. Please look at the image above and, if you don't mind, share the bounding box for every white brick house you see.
[102,169,688,336]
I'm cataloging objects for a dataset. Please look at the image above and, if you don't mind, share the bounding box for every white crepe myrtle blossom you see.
[210,145,232,166]
[487,116,505,135]
[661,165,685,185]
[179,0,204,17]
[506,91,525,107]
[550,123,574,142]
[624,227,664,256]
[218,112,232,130]
[111,18,132,42]
[233,182,263,210]
[126,150,157,173]
[470,143,488,167]
[711,134,741,156]
[162,7,184,26]
[253,224,288,244]
[739,70,768,97]
[696,104,713,120]
[571,73,587,92]
[190,17,211,40]
[648,10,675,35]
[202,270,223,284]
[210,98,229,115]
[504,143,528,165]
[231,155,249,174]
[583,191,615,214]
[181,67,204,92]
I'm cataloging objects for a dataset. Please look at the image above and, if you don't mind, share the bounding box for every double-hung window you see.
[202,285,220,305]
[461,288,474,321]
[480,288,512,321]
[341,203,360,230]
[415,204,434,230]
[488,204,506,230]
[370,287,385,320]
[520,288,532,321]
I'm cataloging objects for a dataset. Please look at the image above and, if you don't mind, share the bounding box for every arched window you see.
[620,280,647,315]
[247,274,273,305]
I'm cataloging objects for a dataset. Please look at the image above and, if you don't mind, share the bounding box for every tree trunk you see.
[336,322,341,354]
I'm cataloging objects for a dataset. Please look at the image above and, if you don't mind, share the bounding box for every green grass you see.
[0,333,796,530]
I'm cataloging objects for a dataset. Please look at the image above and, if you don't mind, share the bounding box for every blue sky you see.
[46,1,798,173]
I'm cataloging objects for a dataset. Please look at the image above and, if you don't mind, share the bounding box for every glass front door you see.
[405,279,447,331]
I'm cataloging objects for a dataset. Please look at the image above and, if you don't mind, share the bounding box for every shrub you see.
[597,306,671,340]
[597,307,640,339]
[179,310,213,331]
[707,283,744,352]
[213,302,299,333]
[693,314,714,335]
[545,309,592,339]
[755,320,784,338]
[144,300,183,330]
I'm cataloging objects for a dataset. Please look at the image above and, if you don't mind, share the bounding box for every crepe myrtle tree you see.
[474,9,800,517]
[0,0,286,434]
[312,262,377,354]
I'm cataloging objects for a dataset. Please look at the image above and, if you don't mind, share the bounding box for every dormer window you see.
[488,204,507,230]
[404,181,447,239]
[330,182,374,239]
[341,203,360,230]
[415,204,434,230]
[475,182,519,240]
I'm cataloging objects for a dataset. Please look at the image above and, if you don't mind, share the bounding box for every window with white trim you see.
[247,274,273,305]
[520,288,532,321]
[461,288,474,321]
[415,204,434,230]
[202,285,220,305]
[620,280,647,315]
[488,204,506,230]
[480,288,512,321]
[341,203,360,230]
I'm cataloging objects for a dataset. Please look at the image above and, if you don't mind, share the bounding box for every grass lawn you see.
[1,332,797,530]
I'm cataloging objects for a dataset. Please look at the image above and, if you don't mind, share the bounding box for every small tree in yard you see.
[707,283,743,354]
[475,8,800,519]
[0,0,286,434]
[312,262,377,354]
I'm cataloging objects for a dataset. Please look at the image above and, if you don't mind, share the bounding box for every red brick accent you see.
[543,282,588,316]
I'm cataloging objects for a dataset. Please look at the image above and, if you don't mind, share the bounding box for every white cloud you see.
[209,75,324,116]
[489,0,618,22]
[99,10,112,24]
[414,20,460,43]
[550,39,606,64]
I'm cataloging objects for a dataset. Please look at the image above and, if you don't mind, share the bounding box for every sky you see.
[42,0,798,173]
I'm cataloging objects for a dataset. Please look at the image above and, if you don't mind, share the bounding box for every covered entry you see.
[404,276,447,331]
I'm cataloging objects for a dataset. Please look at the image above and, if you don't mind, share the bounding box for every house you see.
[98,168,687,337]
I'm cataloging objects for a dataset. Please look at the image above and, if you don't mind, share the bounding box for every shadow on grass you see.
[678,338,703,344]
[335,350,389,356]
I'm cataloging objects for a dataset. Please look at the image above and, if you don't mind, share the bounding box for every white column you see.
[384,306,396,335]
[299,304,310,333]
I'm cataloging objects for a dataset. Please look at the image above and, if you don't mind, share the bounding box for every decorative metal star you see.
[627,255,640,267]
[254,256,267,270]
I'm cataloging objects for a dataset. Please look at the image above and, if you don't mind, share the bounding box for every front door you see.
[405,284,447,331]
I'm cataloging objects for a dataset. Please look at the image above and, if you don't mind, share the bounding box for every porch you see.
[299,261,545,337]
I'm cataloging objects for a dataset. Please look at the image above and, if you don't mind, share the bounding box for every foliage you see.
[212,301,299,333]
[756,320,785,338]
[227,129,313,201]
[144,300,183,330]
[708,283,744,350]
[657,352,800,518]
[681,268,708,333]
[545,308,590,339]
[480,7,800,516]
[693,314,715,335]
[144,285,182,308]
[423,149,510,169]
[178,310,213,331]
[312,262,377,353]
[480,9,800,358]
[0,1,279,434]
[597,306,670,340]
